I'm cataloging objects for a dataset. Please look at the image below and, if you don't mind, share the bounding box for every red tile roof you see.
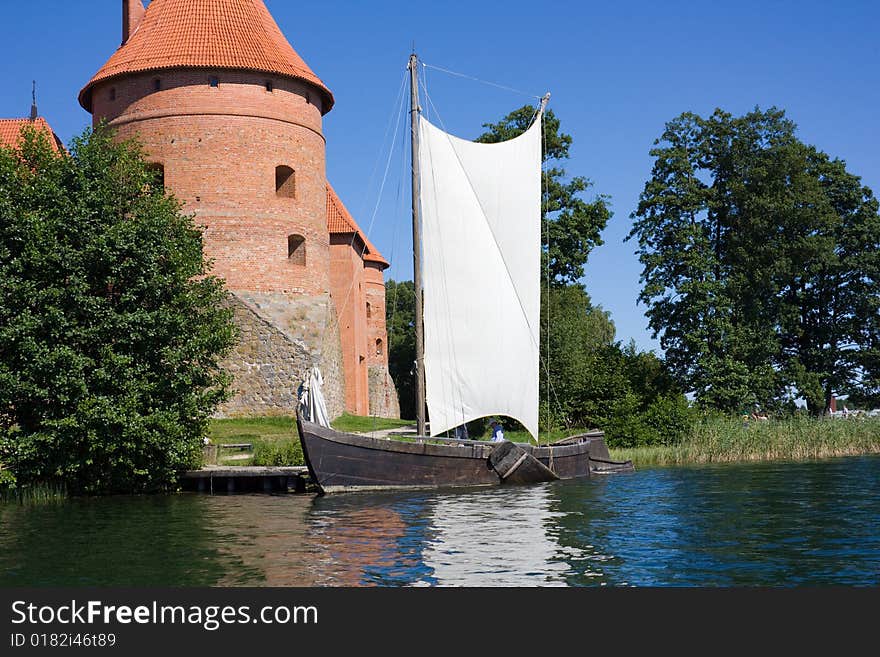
[327,184,389,268]
[0,118,63,152]
[79,0,334,113]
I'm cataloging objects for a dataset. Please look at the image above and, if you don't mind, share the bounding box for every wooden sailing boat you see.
[297,54,633,493]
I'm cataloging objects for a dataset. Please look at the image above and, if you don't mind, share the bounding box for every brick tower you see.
[78,0,400,419]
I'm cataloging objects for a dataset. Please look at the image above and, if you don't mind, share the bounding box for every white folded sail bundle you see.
[300,366,331,428]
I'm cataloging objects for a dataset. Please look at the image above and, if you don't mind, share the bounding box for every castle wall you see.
[91,71,328,295]
[89,69,353,417]
[364,263,389,368]
[369,367,401,419]
[364,263,400,418]
[85,53,396,419]
[217,293,344,419]
[327,242,399,418]
[329,235,369,415]
[364,263,397,417]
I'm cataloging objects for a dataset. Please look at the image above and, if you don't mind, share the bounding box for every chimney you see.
[122,0,146,45]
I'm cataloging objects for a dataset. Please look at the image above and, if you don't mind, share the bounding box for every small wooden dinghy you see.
[487,441,559,484]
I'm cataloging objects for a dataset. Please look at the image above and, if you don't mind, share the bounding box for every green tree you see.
[629,107,880,414]
[627,109,785,412]
[0,125,237,494]
[540,284,616,428]
[542,285,692,446]
[476,106,611,286]
[774,146,880,413]
[385,279,416,420]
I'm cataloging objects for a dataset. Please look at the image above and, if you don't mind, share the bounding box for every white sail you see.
[418,114,542,439]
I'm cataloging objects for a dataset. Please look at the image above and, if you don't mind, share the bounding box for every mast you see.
[409,53,427,436]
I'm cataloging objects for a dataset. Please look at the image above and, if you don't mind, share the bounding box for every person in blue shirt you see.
[490,419,505,442]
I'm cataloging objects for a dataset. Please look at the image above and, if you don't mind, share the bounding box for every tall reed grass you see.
[0,482,67,505]
[610,416,880,467]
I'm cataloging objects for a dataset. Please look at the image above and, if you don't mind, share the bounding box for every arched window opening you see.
[109,87,117,101]
[288,234,306,265]
[375,339,384,356]
[154,78,162,91]
[275,166,295,198]
[209,77,219,88]
[146,162,165,190]
[366,302,372,319]
[265,80,274,93]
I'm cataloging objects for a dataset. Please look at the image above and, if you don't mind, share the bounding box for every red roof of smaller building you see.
[79,0,334,113]
[0,118,63,152]
[327,184,389,268]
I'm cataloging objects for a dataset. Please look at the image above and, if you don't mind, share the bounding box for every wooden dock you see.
[180,466,311,494]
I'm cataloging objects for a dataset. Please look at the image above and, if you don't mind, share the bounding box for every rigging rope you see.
[385,94,410,352]
[329,69,408,326]
[538,111,568,434]
[319,68,408,432]
[422,62,543,100]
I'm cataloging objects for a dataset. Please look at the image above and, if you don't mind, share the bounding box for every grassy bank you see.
[609,416,880,467]
[208,416,298,466]
[208,414,880,470]
[207,414,414,466]
[330,414,414,433]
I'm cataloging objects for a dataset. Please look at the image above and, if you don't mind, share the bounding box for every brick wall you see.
[92,70,329,296]
[364,264,399,418]
[328,241,400,418]
[329,234,369,415]
[364,263,389,368]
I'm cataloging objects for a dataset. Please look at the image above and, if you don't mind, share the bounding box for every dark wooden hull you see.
[297,415,634,494]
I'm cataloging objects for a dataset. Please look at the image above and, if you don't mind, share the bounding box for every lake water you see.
[2,455,878,586]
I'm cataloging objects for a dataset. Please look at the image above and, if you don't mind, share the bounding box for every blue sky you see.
[1,0,877,353]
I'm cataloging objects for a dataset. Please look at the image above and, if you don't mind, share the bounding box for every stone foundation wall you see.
[368,366,401,419]
[215,293,345,419]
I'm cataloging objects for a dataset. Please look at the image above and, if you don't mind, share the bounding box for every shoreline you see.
[610,444,880,468]
[5,416,879,500]
[609,416,880,468]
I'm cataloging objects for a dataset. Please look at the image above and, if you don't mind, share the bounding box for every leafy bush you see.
[252,440,304,467]
[0,468,17,496]
[0,125,237,494]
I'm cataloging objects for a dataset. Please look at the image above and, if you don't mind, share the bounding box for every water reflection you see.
[417,485,572,586]
[0,495,232,586]
[300,484,616,586]
[305,495,429,586]
[2,455,879,586]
